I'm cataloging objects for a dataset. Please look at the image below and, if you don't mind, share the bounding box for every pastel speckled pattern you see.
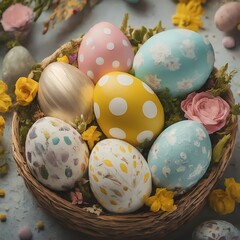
[93,71,165,147]
[192,220,240,240]
[88,139,152,213]
[133,29,215,97]
[25,117,89,191]
[77,22,134,84]
[148,120,212,193]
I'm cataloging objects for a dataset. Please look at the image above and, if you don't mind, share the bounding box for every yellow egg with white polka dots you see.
[89,138,152,213]
[93,71,164,147]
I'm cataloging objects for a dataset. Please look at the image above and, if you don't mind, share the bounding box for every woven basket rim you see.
[11,36,239,240]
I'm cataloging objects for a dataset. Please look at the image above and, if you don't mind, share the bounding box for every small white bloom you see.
[151,165,157,174]
[181,39,196,59]
[176,166,186,173]
[133,52,144,68]
[145,74,161,91]
[151,143,160,159]
[194,141,200,147]
[196,128,206,141]
[202,146,207,154]
[180,152,187,160]
[162,129,177,145]
[164,57,181,71]
[188,164,203,179]
[177,79,193,91]
[151,43,171,64]
[162,166,171,178]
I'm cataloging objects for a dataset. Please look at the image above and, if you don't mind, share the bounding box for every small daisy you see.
[177,79,193,91]
[164,57,181,71]
[151,43,171,64]
[196,128,206,141]
[145,74,161,91]
[181,39,196,59]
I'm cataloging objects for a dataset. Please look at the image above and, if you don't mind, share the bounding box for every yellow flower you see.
[145,188,177,213]
[15,77,38,106]
[209,189,235,215]
[57,55,69,64]
[0,80,8,95]
[172,1,204,32]
[82,126,102,150]
[225,178,240,203]
[0,93,12,112]
[178,0,206,3]
[0,116,5,136]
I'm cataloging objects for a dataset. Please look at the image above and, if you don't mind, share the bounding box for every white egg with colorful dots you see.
[93,71,165,147]
[78,22,134,84]
[25,117,89,191]
[192,220,240,240]
[148,120,212,193]
[133,29,215,97]
[88,138,152,213]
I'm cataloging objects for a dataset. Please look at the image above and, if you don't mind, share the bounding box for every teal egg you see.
[147,120,212,193]
[133,29,215,97]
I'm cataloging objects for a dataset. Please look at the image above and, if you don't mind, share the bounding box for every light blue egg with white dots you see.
[147,120,212,193]
[133,29,215,97]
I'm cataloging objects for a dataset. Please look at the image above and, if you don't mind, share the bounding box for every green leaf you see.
[212,134,231,163]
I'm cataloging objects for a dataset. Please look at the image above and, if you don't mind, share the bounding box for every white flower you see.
[177,79,193,91]
[162,129,177,145]
[188,164,203,179]
[207,51,215,65]
[164,57,181,71]
[145,74,161,91]
[151,165,157,174]
[150,43,171,64]
[196,128,206,141]
[194,140,200,147]
[151,143,160,159]
[202,146,207,154]
[180,152,187,160]
[176,166,186,173]
[181,39,196,59]
[162,166,171,178]
[133,52,144,68]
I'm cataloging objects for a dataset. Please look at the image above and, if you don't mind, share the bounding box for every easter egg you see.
[2,46,36,93]
[148,120,212,193]
[25,117,89,191]
[78,22,134,84]
[93,71,164,147]
[133,29,215,97]
[38,62,94,125]
[88,138,152,213]
[192,220,240,240]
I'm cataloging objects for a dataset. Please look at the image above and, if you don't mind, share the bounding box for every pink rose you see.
[1,3,34,32]
[181,92,230,134]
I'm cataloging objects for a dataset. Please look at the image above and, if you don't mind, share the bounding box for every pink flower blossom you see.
[1,3,34,32]
[181,92,230,134]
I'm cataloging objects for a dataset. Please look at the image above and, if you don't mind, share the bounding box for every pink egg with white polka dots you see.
[77,22,134,84]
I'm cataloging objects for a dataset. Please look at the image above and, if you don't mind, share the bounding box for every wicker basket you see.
[11,36,238,240]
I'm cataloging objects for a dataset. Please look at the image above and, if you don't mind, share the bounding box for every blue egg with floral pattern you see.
[133,29,215,97]
[147,120,212,193]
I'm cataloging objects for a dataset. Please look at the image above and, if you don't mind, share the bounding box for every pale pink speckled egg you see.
[77,22,134,84]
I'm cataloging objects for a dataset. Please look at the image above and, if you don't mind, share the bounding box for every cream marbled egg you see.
[88,138,152,213]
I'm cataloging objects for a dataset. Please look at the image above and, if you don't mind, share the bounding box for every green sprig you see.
[207,64,237,97]
[121,13,165,53]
